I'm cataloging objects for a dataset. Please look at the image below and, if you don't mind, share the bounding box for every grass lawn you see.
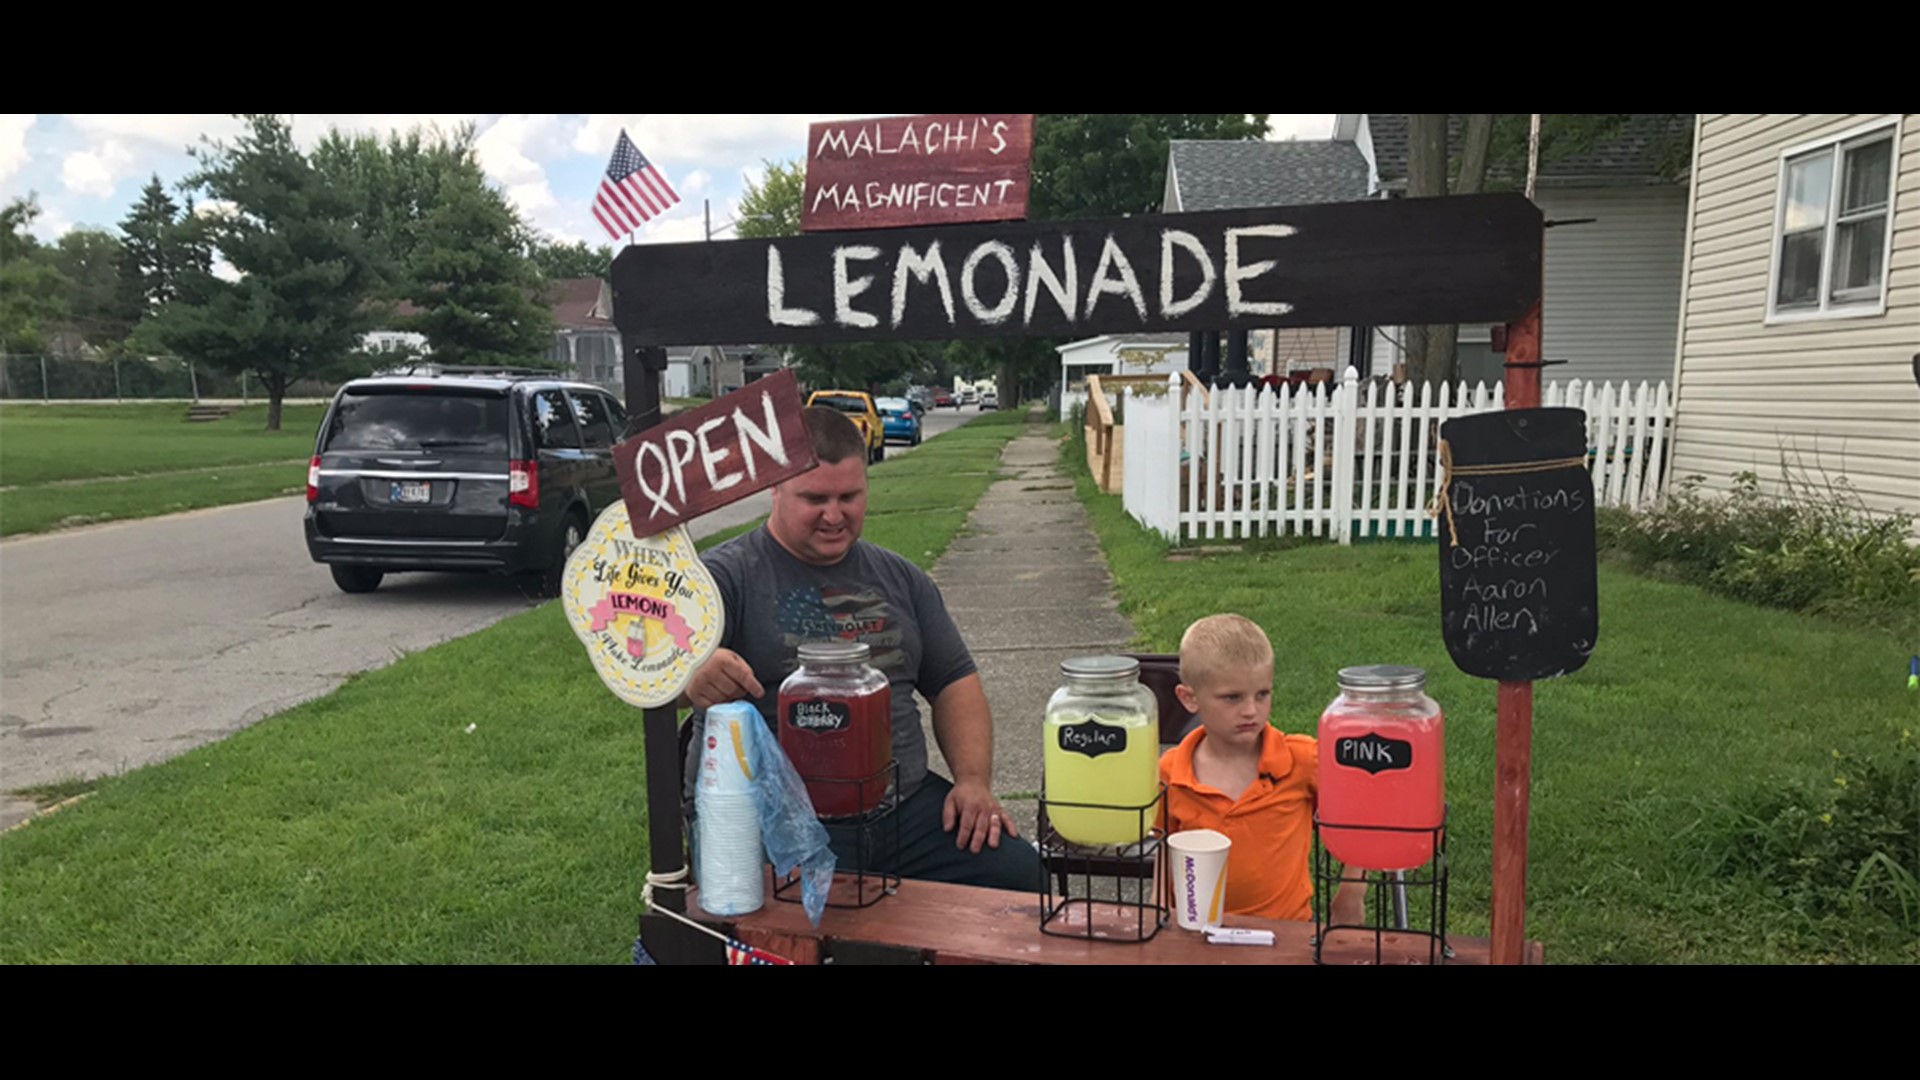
[0,403,327,537]
[1063,431,1918,964]
[0,409,1030,964]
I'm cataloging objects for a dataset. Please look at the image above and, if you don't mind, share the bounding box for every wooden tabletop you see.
[688,871,1542,965]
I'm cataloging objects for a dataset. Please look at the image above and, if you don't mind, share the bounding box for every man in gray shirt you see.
[684,406,1041,892]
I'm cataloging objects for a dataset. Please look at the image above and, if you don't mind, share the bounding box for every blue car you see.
[877,397,922,446]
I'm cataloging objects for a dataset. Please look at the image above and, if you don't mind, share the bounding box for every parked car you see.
[934,390,956,409]
[875,396,922,446]
[980,390,998,411]
[907,386,937,412]
[805,389,886,463]
[304,368,625,597]
[960,388,978,406]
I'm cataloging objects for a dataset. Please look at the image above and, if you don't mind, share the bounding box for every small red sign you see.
[614,368,817,538]
[801,114,1034,233]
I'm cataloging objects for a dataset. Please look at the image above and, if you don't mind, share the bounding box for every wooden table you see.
[684,871,1543,965]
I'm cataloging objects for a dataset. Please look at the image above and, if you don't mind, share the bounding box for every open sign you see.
[613,368,817,537]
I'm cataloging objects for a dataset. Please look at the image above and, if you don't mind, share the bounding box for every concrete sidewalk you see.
[920,410,1137,841]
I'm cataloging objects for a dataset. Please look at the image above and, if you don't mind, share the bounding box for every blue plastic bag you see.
[736,704,836,928]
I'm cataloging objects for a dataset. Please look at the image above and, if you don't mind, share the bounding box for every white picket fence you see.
[1121,370,1677,544]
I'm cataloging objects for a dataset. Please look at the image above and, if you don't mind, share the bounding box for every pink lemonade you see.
[1316,666,1445,872]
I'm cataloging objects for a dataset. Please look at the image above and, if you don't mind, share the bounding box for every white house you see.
[1667,114,1919,523]
[1056,333,1191,415]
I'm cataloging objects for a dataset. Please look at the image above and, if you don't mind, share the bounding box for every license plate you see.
[389,480,431,504]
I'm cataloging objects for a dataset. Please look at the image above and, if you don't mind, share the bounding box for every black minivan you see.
[304,370,626,596]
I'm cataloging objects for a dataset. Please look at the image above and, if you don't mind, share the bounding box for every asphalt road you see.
[0,405,985,828]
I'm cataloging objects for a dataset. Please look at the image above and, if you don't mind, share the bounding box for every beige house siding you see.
[1670,114,1920,521]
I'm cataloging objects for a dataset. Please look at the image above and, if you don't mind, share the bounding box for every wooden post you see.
[1493,295,1543,965]
[624,342,687,924]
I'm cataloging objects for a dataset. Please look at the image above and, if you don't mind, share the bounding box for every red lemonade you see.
[1316,666,1445,872]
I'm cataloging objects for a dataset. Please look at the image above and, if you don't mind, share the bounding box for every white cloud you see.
[575,114,867,165]
[62,139,136,198]
[63,114,243,153]
[0,113,34,185]
[507,180,557,216]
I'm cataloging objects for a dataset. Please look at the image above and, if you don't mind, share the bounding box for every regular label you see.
[786,699,851,734]
[1058,719,1127,759]
[1333,732,1412,775]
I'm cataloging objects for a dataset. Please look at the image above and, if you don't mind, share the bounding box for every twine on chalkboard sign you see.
[1427,440,1588,547]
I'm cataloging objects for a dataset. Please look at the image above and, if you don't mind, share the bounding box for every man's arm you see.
[929,672,1015,853]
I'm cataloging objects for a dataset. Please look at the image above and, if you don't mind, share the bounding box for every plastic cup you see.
[1165,829,1231,931]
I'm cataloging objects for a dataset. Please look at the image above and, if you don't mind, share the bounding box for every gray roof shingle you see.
[1169,140,1373,210]
[1367,114,1693,189]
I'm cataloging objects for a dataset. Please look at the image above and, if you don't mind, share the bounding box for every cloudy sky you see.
[2,114,1336,249]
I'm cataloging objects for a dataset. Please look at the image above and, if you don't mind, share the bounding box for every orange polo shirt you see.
[1159,725,1319,922]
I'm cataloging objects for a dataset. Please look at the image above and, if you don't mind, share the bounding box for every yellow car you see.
[805,389,887,464]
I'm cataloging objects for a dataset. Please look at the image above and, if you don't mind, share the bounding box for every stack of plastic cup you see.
[697,702,766,916]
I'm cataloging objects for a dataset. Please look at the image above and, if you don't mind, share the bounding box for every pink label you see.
[587,592,696,652]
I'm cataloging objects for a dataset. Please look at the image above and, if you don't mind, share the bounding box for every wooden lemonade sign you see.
[611,194,1544,347]
[565,370,819,707]
[1435,408,1598,682]
[802,114,1034,233]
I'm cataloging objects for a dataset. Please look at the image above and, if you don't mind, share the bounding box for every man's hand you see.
[685,648,764,710]
[942,778,1016,854]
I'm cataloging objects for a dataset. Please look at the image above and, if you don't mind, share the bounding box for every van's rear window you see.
[323,391,510,454]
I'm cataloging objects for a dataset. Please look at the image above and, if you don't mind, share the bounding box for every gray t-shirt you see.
[682,526,977,807]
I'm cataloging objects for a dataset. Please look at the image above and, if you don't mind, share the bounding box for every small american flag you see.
[593,129,681,240]
[725,936,793,966]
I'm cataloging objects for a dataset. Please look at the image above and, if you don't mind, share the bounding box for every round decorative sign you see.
[562,502,723,708]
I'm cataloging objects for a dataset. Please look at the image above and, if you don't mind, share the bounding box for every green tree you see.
[1,195,70,356]
[403,178,555,368]
[735,160,807,240]
[311,122,553,368]
[150,114,381,430]
[49,228,137,352]
[530,238,614,282]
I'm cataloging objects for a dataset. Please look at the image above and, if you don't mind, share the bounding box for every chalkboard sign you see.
[1437,408,1598,682]
[1057,719,1128,758]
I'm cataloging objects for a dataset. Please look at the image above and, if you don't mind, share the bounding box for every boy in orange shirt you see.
[1159,614,1365,923]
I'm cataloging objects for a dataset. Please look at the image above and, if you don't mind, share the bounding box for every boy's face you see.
[1175,662,1274,752]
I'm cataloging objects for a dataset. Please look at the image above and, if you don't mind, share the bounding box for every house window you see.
[1770,120,1899,320]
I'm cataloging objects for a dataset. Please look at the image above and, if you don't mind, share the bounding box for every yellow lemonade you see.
[1044,709,1159,847]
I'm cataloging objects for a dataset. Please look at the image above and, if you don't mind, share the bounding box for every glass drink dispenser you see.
[1317,665,1446,872]
[1043,656,1160,847]
[777,641,892,818]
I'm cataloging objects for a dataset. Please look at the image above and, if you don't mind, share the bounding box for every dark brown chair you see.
[1125,653,1201,750]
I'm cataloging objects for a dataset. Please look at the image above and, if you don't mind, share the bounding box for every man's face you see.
[768,455,868,565]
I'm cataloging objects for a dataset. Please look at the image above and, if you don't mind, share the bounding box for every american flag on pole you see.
[593,129,681,240]
[724,936,794,966]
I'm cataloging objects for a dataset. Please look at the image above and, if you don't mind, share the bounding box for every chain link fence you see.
[0,355,341,402]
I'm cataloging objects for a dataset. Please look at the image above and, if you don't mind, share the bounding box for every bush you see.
[1707,730,1920,937]
[1601,469,1920,636]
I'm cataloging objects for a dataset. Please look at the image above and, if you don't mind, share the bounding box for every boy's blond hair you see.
[1178,614,1275,689]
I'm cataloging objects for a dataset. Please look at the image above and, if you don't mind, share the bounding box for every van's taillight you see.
[306,456,322,502]
[510,460,539,508]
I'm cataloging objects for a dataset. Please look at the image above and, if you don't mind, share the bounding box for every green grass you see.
[0,409,1034,964]
[1065,451,1920,964]
[0,403,327,536]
